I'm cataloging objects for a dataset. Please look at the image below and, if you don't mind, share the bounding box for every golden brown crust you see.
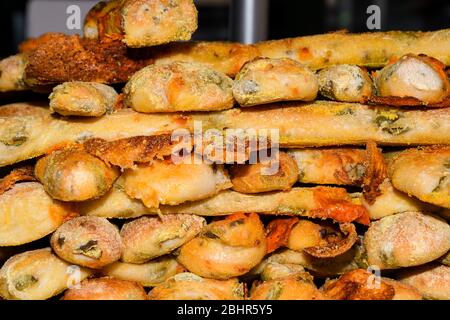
[102,256,185,287]
[364,212,450,269]
[388,146,450,209]
[362,141,388,205]
[381,277,422,300]
[264,218,358,259]
[310,187,370,225]
[19,33,57,53]
[233,57,318,106]
[397,263,450,300]
[368,95,450,108]
[0,166,35,196]
[256,29,450,69]
[0,182,77,246]
[123,0,197,47]
[23,33,153,87]
[0,55,27,92]
[373,54,449,105]
[288,148,367,185]
[35,148,119,202]
[0,248,92,300]
[265,218,357,258]
[440,251,450,266]
[49,82,118,117]
[177,213,267,279]
[62,277,147,300]
[121,214,206,263]
[84,0,198,47]
[250,275,324,300]
[1,102,449,168]
[265,217,299,254]
[79,179,409,221]
[321,269,395,300]
[203,212,263,247]
[259,262,306,281]
[261,247,363,278]
[150,41,260,77]
[148,273,244,300]
[361,179,437,220]
[302,223,357,259]
[285,219,324,251]
[83,1,123,40]
[50,216,122,269]
[20,30,450,88]
[160,186,369,225]
[229,152,299,193]
[318,64,374,103]
[78,178,152,219]
[122,157,231,208]
[124,61,234,112]
[83,134,177,169]
[0,102,49,117]
[194,131,270,164]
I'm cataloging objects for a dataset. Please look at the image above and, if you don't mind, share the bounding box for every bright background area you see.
[0,0,449,57]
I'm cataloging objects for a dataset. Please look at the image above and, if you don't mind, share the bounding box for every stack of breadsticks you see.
[0,0,448,300]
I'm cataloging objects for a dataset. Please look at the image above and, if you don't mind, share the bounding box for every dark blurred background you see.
[1,0,449,58]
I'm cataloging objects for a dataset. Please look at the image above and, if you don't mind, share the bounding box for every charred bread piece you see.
[82,134,185,169]
[22,33,153,88]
